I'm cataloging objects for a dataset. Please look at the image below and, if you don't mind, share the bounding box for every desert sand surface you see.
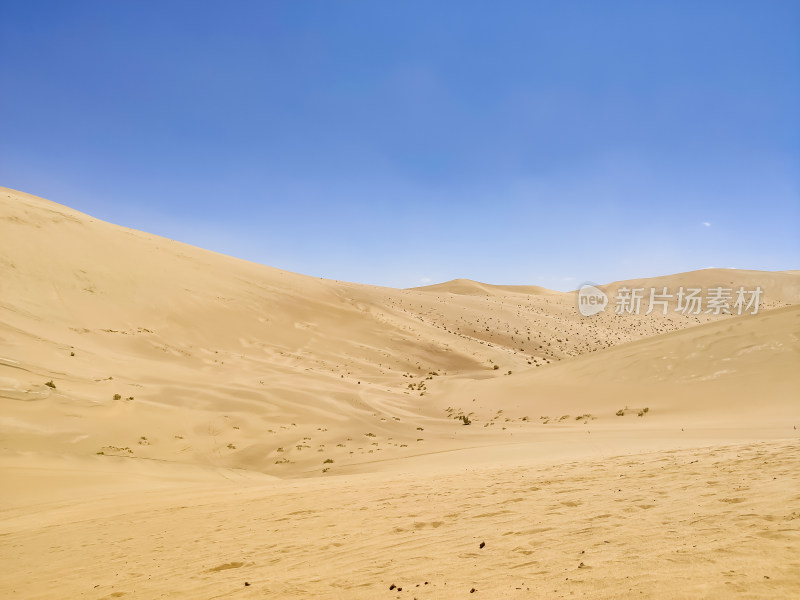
[1,186,799,598]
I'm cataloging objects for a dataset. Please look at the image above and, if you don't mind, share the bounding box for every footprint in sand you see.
[207,561,245,572]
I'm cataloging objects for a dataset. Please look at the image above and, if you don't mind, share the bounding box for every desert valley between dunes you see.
[1,186,798,599]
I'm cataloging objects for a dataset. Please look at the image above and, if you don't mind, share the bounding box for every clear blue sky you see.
[1,1,798,290]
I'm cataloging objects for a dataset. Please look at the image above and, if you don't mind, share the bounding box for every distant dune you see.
[597,268,800,301]
[1,186,798,599]
[411,278,559,296]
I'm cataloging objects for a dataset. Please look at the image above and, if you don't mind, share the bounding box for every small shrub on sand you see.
[113,393,121,400]
[45,380,56,389]
[323,458,334,464]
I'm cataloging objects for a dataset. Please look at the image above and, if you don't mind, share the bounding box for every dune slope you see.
[1,187,799,599]
[1,186,798,481]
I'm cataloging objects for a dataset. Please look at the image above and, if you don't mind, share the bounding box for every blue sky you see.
[1,1,798,290]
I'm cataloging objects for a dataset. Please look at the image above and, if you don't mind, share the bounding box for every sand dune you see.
[600,268,800,303]
[436,304,800,424]
[411,278,558,297]
[1,187,799,598]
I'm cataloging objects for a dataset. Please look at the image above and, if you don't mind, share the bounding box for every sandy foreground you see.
[1,440,798,599]
[1,187,799,598]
